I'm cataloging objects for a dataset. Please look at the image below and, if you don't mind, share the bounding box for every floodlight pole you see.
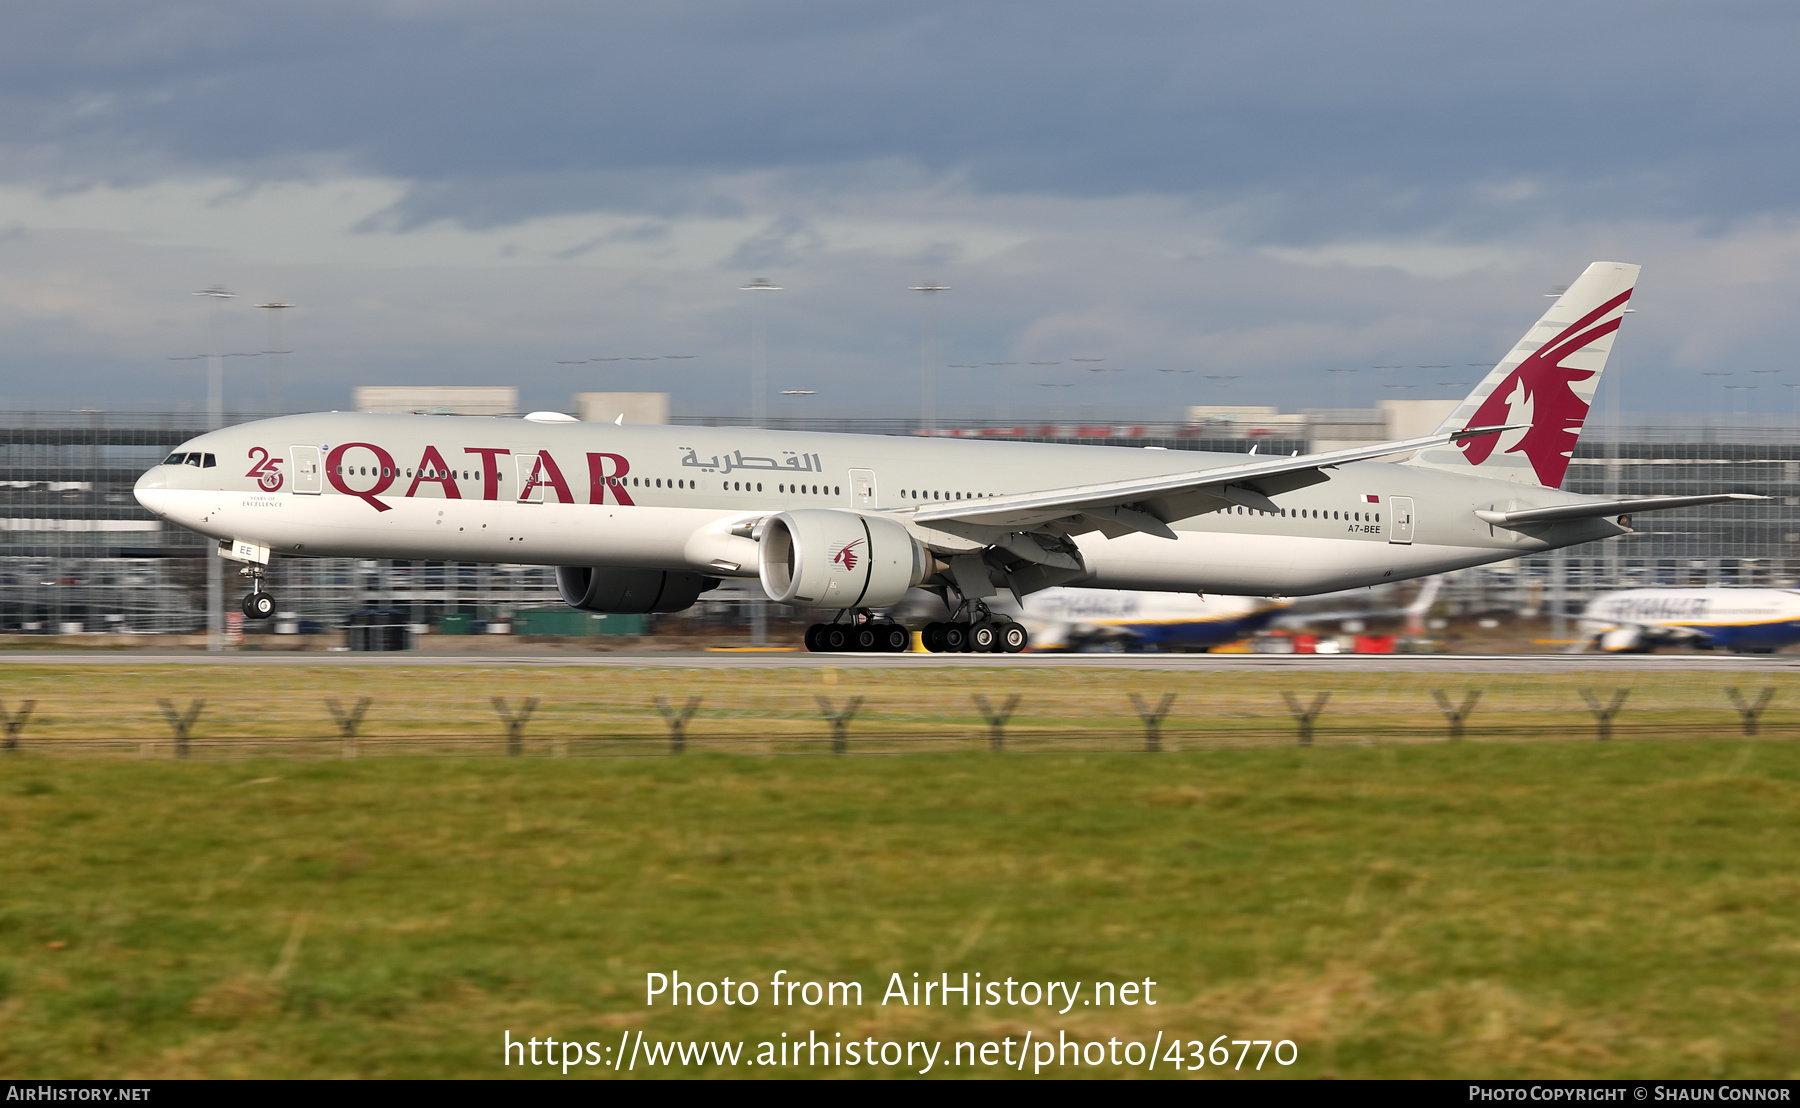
[195,285,235,652]
[256,301,293,415]
[740,278,781,428]
[739,278,782,647]
[910,283,949,433]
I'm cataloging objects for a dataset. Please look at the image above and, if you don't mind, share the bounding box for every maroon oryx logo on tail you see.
[832,539,866,572]
[1456,287,1631,488]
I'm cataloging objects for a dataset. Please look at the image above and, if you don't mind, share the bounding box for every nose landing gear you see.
[239,565,276,620]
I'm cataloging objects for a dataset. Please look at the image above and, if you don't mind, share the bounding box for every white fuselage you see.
[135,412,1622,599]
[1579,588,1800,652]
[1006,588,1285,650]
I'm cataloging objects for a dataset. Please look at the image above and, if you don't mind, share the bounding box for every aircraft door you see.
[1389,496,1415,544]
[290,445,323,494]
[850,468,876,509]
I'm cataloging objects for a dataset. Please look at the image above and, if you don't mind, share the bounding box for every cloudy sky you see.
[1,1,1797,419]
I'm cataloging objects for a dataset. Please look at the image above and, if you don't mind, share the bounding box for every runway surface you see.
[2,651,1797,672]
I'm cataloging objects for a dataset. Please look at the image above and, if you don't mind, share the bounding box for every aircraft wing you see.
[1475,493,1764,527]
[909,424,1520,539]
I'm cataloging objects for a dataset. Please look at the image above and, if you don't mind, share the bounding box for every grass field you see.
[3,732,1798,1078]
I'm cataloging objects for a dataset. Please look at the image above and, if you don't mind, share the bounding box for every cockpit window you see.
[202,454,216,468]
[165,453,186,465]
[186,454,202,467]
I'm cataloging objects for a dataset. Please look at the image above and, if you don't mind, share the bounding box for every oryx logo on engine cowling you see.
[832,539,866,573]
[246,447,283,492]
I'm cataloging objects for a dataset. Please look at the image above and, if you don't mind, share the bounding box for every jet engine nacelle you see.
[1597,626,1646,653]
[555,566,716,614]
[758,509,927,609]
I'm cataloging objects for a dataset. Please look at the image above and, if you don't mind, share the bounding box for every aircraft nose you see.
[134,470,167,517]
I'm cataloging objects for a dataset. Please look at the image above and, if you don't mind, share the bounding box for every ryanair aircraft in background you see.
[1003,589,1287,651]
[134,261,1763,654]
[1579,589,1800,654]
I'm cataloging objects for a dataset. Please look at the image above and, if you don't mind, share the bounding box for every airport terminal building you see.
[1,395,1793,639]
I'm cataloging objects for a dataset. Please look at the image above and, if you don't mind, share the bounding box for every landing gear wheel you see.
[854,625,880,651]
[970,620,999,653]
[923,622,947,652]
[1000,621,1028,653]
[879,623,911,652]
[823,626,851,652]
[941,623,968,652]
[242,592,276,620]
[803,624,826,652]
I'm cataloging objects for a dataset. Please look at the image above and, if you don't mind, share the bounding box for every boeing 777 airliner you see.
[134,262,1760,652]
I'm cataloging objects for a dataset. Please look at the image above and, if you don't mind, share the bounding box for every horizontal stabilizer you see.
[1474,493,1764,527]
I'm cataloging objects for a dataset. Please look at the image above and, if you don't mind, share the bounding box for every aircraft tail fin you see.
[1406,261,1639,489]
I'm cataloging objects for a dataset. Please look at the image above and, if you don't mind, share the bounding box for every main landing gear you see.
[920,617,1027,654]
[921,598,1028,654]
[802,605,1030,654]
[803,611,911,653]
[239,565,276,620]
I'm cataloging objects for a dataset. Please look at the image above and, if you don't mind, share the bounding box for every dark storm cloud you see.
[2,1,1797,235]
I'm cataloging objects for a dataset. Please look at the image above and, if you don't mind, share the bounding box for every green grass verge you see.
[2,739,1798,1078]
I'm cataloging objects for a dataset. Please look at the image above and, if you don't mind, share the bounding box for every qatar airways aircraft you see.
[134,261,1758,653]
